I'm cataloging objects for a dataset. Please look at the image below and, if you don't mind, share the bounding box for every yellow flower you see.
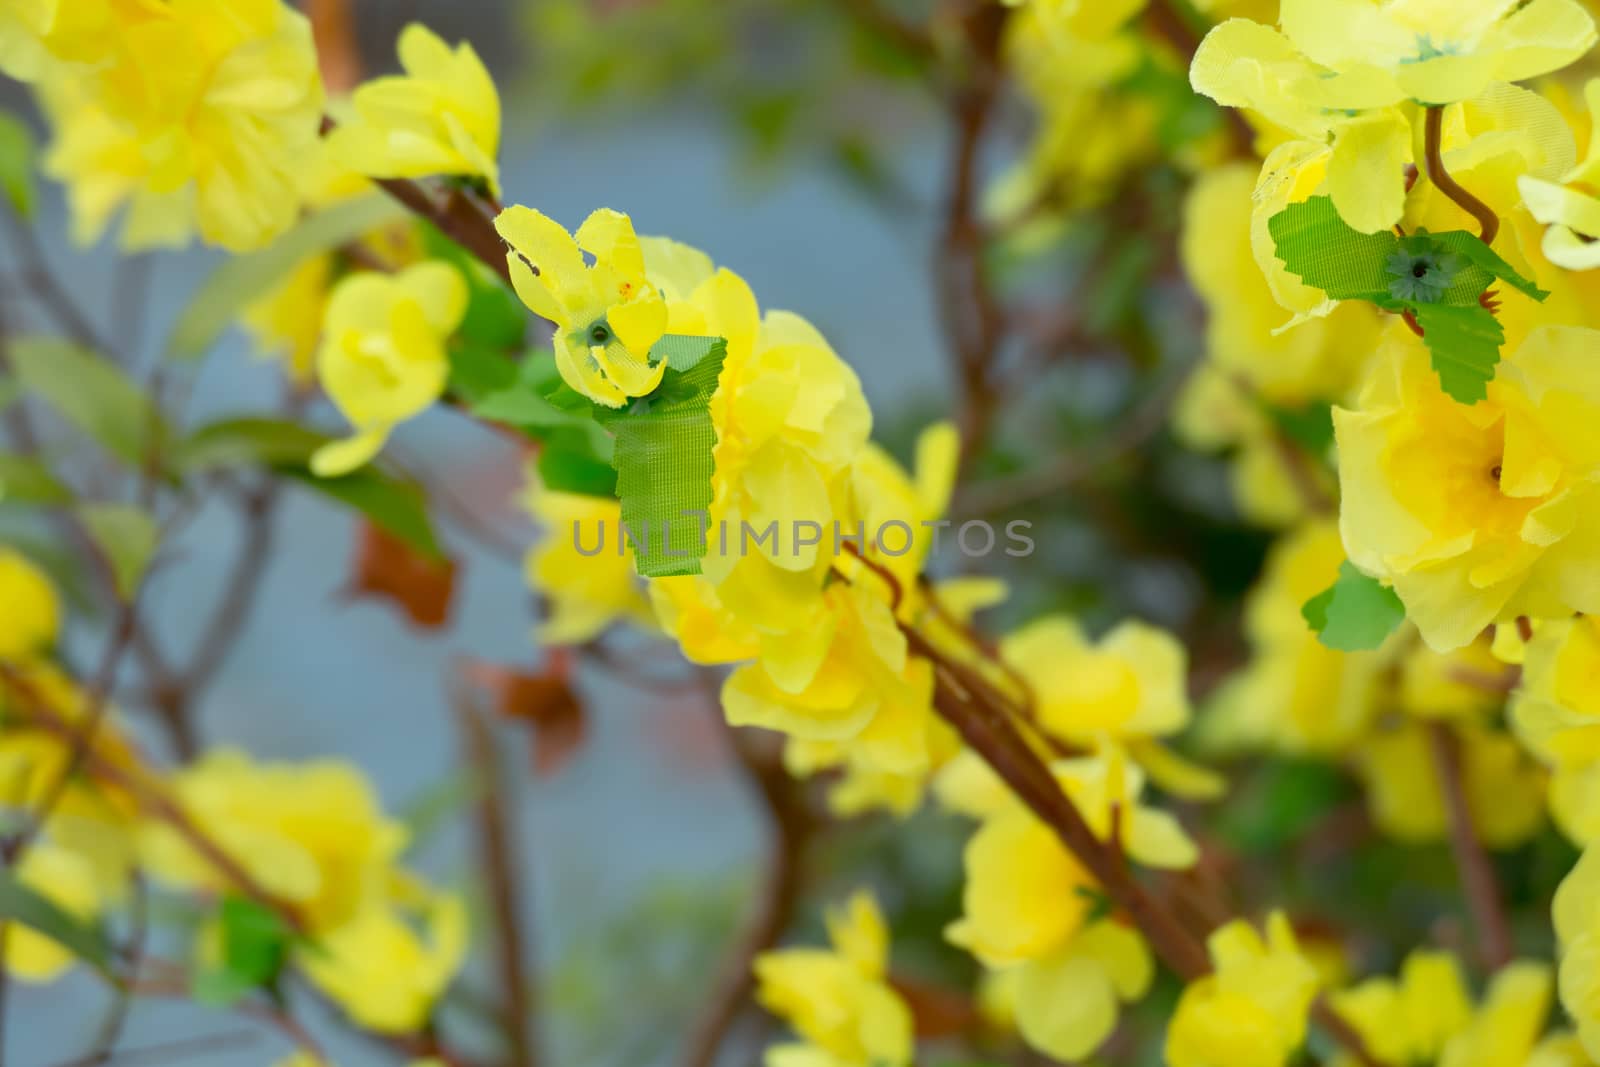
[523,483,651,645]
[327,23,500,198]
[1522,81,1600,271]
[1358,723,1546,847]
[0,0,55,80]
[1330,950,1473,1067]
[299,874,468,1035]
[3,842,102,983]
[1183,163,1383,399]
[1205,521,1387,755]
[495,207,669,408]
[1556,844,1600,1060]
[311,261,467,477]
[1515,616,1600,842]
[1396,632,1511,721]
[242,253,334,385]
[1334,326,1600,651]
[1001,616,1188,745]
[141,748,409,934]
[1165,912,1321,1067]
[754,891,913,1067]
[1438,962,1558,1067]
[35,0,324,251]
[0,548,59,662]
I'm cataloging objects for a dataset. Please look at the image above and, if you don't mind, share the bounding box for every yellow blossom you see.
[1556,844,1600,1061]
[0,548,59,662]
[311,261,467,477]
[1522,81,1600,271]
[524,482,651,645]
[1334,326,1600,651]
[754,891,913,1067]
[1165,912,1321,1067]
[1514,616,1600,842]
[495,207,669,407]
[299,874,468,1035]
[242,253,335,385]
[1330,950,1474,1067]
[34,0,324,252]
[327,23,501,198]
[140,748,408,934]
[1438,962,1558,1067]
[1358,723,1546,847]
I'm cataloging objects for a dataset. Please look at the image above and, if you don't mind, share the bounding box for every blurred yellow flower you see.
[1335,326,1600,651]
[1437,961,1558,1067]
[1556,843,1600,1061]
[328,23,501,198]
[1515,616,1600,842]
[1358,724,1545,847]
[300,874,468,1035]
[755,890,913,1067]
[1330,950,1473,1067]
[0,548,59,662]
[496,207,668,407]
[311,261,468,477]
[242,253,334,385]
[523,483,651,645]
[1521,81,1600,271]
[141,748,408,934]
[34,0,324,251]
[1165,912,1321,1067]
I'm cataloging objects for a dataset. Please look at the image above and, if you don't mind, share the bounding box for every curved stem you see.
[1424,107,1500,246]
[1426,722,1515,971]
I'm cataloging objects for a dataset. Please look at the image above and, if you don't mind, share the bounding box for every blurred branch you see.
[1143,0,1254,157]
[680,682,813,1067]
[832,0,937,64]
[453,690,540,1067]
[1426,723,1514,972]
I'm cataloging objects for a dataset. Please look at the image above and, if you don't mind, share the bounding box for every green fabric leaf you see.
[0,866,117,981]
[1267,196,1400,301]
[1302,561,1406,652]
[473,384,585,429]
[648,334,727,372]
[165,195,407,361]
[8,338,164,467]
[594,339,727,578]
[1431,230,1549,303]
[537,430,619,497]
[0,110,37,217]
[218,895,289,986]
[1413,302,1506,404]
[447,344,520,405]
[0,453,70,505]
[77,503,158,599]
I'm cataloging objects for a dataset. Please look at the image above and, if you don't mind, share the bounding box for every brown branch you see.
[1424,107,1499,246]
[318,117,510,282]
[680,692,812,1067]
[453,691,538,1067]
[1426,722,1514,971]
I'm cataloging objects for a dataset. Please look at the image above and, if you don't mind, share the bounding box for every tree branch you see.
[1426,722,1514,971]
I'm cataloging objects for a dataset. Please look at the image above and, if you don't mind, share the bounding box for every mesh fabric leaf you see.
[1412,303,1506,404]
[1267,196,1399,301]
[1301,561,1406,652]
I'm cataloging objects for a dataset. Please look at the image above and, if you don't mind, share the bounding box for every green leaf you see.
[473,385,583,429]
[647,334,727,372]
[1302,561,1406,652]
[77,503,158,599]
[0,110,36,217]
[0,453,70,505]
[1431,230,1549,303]
[218,895,289,986]
[176,416,444,559]
[1267,196,1400,302]
[537,431,619,497]
[175,417,328,472]
[447,344,520,406]
[282,466,442,559]
[1413,302,1506,404]
[165,195,408,361]
[8,338,163,467]
[190,967,258,1008]
[594,339,726,578]
[470,351,613,459]
[0,865,117,980]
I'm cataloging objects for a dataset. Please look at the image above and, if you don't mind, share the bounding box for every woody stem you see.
[1424,106,1500,246]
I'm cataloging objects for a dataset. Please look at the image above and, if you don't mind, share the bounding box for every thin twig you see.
[453,691,538,1067]
[1426,722,1514,971]
[1424,107,1500,246]
[680,676,812,1067]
